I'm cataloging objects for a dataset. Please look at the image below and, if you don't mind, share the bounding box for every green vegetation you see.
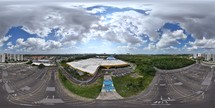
[152,57,195,70]
[113,55,195,97]
[113,75,153,97]
[38,63,45,69]
[58,70,103,99]
[116,55,195,70]
[26,60,33,64]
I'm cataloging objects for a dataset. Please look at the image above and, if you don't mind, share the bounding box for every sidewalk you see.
[96,75,123,100]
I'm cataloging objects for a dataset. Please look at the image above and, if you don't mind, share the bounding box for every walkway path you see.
[96,75,123,100]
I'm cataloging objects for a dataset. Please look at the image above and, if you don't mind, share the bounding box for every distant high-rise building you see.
[0,53,6,62]
[193,53,197,59]
[17,54,20,61]
[197,53,201,57]
[207,53,211,61]
[205,53,212,61]
[204,54,207,61]
[7,53,10,60]
[10,54,12,60]
[0,53,24,63]
[13,54,17,61]
[20,55,23,61]
[213,54,215,62]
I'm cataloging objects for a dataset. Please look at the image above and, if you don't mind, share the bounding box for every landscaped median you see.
[58,69,103,99]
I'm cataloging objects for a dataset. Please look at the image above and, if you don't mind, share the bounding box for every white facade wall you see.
[1,53,6,62]
[197,53,201,57]
[17,54,20,61]
[13,54,17,61]
[207,53,212,61]
[204,54,207,61]
[193,53,197,59]
[20,55,23,61]
[0,55,1,62]
[7,53,10,60]
[9,54,12,60]
[213,54,215,62]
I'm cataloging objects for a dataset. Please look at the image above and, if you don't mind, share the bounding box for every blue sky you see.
[0,1,215,54]
[159,23,195,48]
[86,5,151,16]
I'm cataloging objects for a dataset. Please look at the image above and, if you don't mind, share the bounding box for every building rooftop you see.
[67,58,129,74]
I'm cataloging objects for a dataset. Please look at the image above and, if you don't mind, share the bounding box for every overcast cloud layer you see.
[0,0,215,54]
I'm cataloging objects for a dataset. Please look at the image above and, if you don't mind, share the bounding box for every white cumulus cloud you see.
[156,30,187,49]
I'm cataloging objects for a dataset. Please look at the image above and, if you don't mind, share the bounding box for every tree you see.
[26,60,33,64]
[38,64,45,69]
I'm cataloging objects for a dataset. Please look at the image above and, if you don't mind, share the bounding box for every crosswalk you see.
[151,96,174,105]
[152,100,170,105]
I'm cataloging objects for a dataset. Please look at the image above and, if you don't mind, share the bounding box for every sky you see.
[0,0,215,54]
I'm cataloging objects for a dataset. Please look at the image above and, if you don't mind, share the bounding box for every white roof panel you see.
[67,58,128,74]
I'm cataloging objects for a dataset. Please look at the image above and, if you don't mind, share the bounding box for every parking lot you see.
[126,64,212,105]
[0,64,94,106]
[0,63,215,108]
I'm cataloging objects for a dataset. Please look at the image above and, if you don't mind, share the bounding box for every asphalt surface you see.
[0,63,215,108]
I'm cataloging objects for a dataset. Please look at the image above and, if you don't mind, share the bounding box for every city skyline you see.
[0,0,215,54]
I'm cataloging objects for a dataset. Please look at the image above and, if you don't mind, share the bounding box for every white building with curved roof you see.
[67,58,129,75]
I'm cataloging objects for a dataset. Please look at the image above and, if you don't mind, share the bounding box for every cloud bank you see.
[0,0,215,54]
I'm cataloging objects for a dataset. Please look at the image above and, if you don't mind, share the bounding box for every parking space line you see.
[41,72,46,80]
[36,72,44,79]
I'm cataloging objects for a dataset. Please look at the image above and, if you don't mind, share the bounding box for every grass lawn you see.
[58,70,103,99]
[112,74,153,97]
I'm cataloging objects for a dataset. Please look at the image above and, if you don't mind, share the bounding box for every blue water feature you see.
[103,79,115,92]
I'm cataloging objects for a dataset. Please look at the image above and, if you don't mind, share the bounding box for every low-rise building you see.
[32,59,56,66]
[67,57,129,75]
